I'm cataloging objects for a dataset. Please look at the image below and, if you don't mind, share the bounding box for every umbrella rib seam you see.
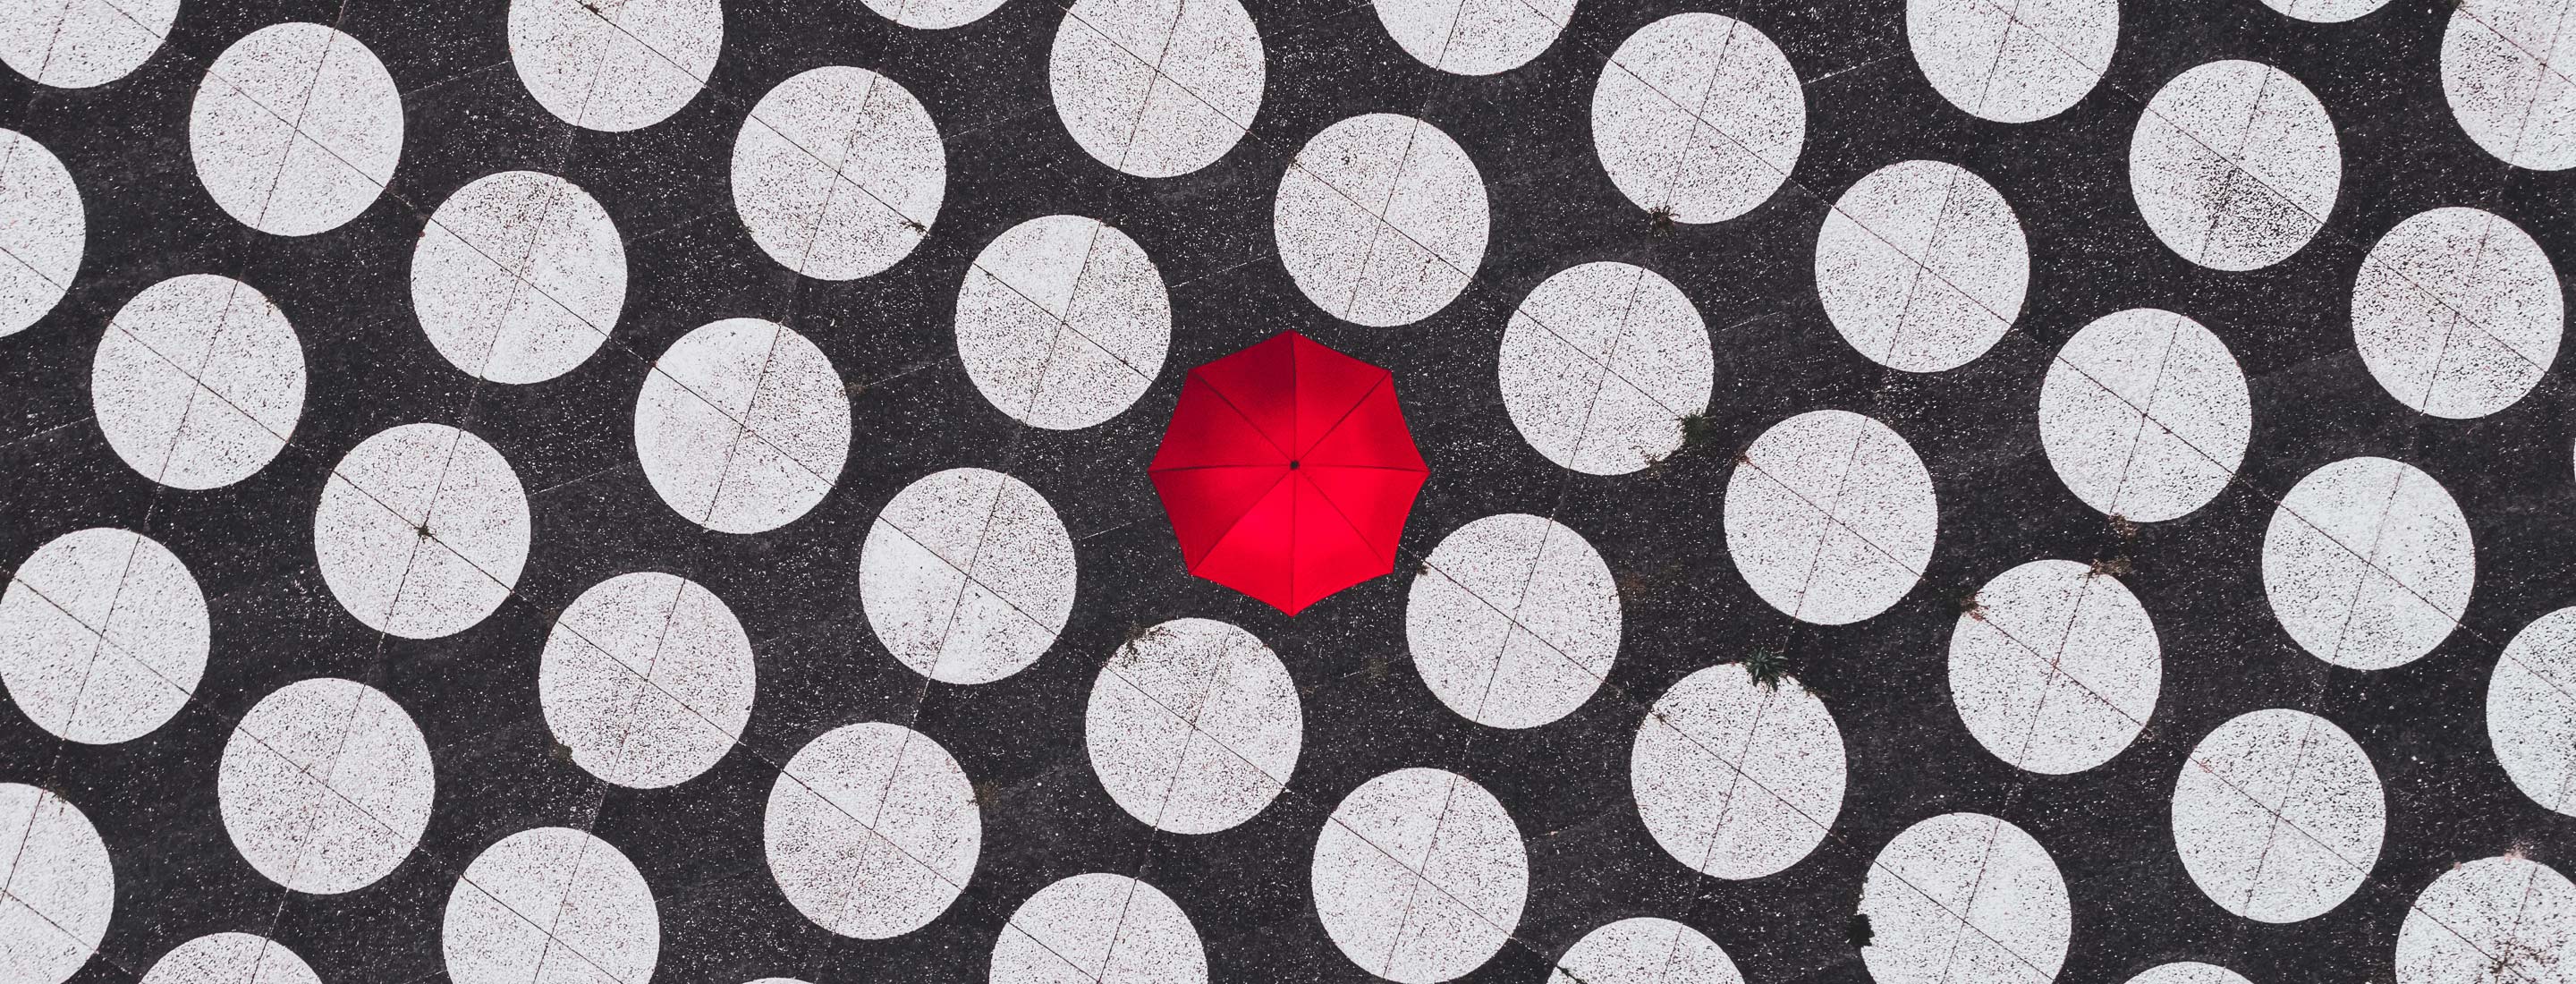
[1294,369,1392,460]
[1187,372,1295,461]
[1191,468,1300,575]
[1300,473,1400,569]
[1148,462,1426,474]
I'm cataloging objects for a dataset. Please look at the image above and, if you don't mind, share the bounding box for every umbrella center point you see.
[1288,459,1300,471]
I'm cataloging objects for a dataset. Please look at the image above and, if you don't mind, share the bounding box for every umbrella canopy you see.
[1148,331,1429,615]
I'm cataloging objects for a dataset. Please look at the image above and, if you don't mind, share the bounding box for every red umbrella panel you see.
[1148,331,1430,615]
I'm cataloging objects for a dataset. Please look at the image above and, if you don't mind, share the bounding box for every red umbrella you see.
[1148,331,1429,615]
